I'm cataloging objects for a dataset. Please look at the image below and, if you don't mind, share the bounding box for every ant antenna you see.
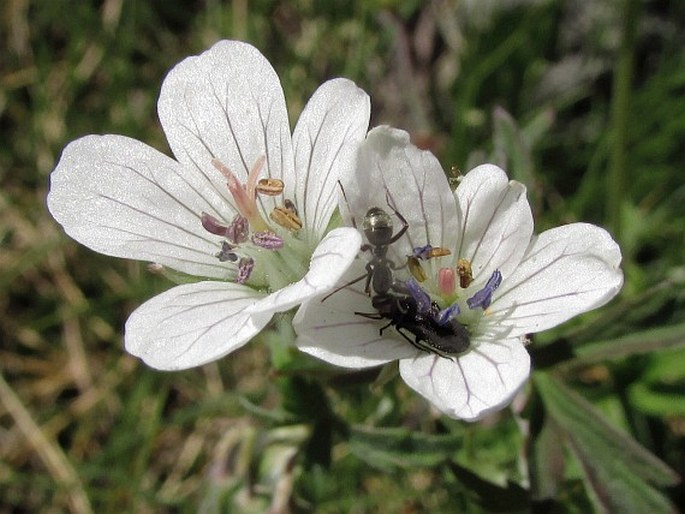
[337,180,358,230]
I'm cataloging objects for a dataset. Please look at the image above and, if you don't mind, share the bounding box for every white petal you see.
[47,135,232,279]
[248,227,363,314]
[293,265,418,368]
[488,223,623,336]
[347,127,460,267]
[158,40,293,215]
[125,281,267,370]
[291,79,370,243]
[455,164,533,284]
[399,337,530,421]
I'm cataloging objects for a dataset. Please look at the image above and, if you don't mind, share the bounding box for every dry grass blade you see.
[0,371,93,514]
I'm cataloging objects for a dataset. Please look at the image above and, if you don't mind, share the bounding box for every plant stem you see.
[608,0,640,241]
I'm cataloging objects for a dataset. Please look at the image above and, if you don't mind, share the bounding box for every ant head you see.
[362,207,393,245]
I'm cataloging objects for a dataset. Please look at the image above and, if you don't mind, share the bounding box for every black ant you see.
[321,187,408,301]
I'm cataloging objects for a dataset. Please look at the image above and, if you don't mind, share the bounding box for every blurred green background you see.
[1,0,684,512]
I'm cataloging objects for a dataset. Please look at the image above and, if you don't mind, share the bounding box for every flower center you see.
[200,157,310,291]
[406,249,502,335]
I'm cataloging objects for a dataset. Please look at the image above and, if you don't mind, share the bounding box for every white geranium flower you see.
[47,40,369,370]
[294,126,623,421]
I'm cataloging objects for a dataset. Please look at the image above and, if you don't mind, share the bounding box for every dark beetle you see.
[356,292,470,358]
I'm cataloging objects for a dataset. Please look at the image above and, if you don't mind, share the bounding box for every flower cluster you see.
[48,41,623,420]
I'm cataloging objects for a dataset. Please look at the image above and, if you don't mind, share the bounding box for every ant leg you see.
[378,320,393,335]
[384,191,409,244]
[321,244,374,302]
[363,261,374,295]
[321,273,367,302]
[354,311,384,320]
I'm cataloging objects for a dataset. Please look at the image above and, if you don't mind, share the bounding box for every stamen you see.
[215,241,238,262]
[256,177,284,196]
[226,215,249,244]
[201,212,230,236]
[410,244,451,260]
[428,247,451,258]
[438,267,456,296]
[284,199,298,216]
[407,257,427,282]
[457,258,474,288]
[236,257,255,284]
[252,230,284,250]
[405,278,432,314]
[466,270,502,310]
[270,205,302,232]
[411,244,433,260]
[435,303,460,326]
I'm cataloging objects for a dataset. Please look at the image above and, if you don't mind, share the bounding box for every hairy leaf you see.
[535,373,679,514]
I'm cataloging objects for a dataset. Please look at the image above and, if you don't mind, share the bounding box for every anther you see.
[201,212,230,237]
[226,215,249,244]
[407,256,427,282]
[466,270,502,310]
[457,258,474,288]
[435,303,460,326]
[236,257,255,284]
[252,230,284,250]
[405,278,432,314]
[270,205,302,232]
[411,245,432,260]
[284,199,298,215]
[410,244,451,260]
[216,241,238,262]
[256,178,284,196]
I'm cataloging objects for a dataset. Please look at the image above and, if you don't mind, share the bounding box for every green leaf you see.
[628,349,685,416]
[628,382,685,417]
[348,425,462,471]
[521,108,556,148]
[528,398,566,501]
[447,462,530,513]
[491,107,535,186]
[572,321,685,364]
[641,348,685,383]
[534,372,679,514]
[491,107,547,215]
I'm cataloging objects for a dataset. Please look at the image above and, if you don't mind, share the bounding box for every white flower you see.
[294,126,623,421]
[47,40,370,370]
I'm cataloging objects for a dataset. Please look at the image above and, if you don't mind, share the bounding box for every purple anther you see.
[215,241,238,262]
[252,230,284,250]
[236,257,255,284]
[227,214,249,244]
[411,244,433,260]
[201,212,230,236]
[405,278,432,314]
[434,303,461,326]
[466,270,503,310]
